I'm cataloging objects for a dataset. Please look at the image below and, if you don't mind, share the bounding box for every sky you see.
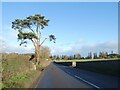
[1,0,119,2]
[1,2,119,57]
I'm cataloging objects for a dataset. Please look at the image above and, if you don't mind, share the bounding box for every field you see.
[55,58,120,62]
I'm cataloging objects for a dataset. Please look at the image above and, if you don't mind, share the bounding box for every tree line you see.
[50,51,120,60]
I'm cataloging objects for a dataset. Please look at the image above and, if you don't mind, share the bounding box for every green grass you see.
[2,59,42,88]
[0,83,2,89]
[2,53,51,88]
[55,58,120,63]
[2,70,39,88]
[2,59,30,82]
[3,59,25,71]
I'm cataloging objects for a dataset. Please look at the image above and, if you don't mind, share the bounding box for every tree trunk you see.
[31,39,40,66]
[35,45,40,65]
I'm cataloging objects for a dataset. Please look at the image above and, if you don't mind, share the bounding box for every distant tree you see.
[40,46,50,59]
[104,52,108,59]
[87,52,92,59]
[93,53,97,59]
[111,51,113,54]
[73,54,76,59]
[81,57,84,59]
[99,52,103,59]
[53,55,57,59]
[12,14,56,68]
[108,53,118,58]
[75,53,81,59]
[61,55,64,59]
[63,55,68,60]
[69,55,74,60]
[49,55,55,60]
[56,55,60,60]
[99,51,108,59]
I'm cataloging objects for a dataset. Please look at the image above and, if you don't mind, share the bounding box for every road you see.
[35,62,120,88]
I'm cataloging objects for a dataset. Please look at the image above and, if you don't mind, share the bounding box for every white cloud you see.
[1,25,118,55]
[1,38,118,56]
[2,44,34,54]
[1,32,33,53]
[50,40,118,57]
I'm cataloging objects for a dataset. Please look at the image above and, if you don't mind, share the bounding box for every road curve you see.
[35,62,120,88]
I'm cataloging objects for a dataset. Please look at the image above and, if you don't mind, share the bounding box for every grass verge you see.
[2,70,40,88]
[2,58,44,88]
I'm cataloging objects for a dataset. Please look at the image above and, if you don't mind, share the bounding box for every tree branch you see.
[36,24,39,35]
[39,31,41,42]
[38,25,41,44]
[39,38,47,47]
[31,39,37,50]
[28,26,35,33]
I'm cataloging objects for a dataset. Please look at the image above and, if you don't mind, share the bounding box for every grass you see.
[2,53,51,88]
[2,58,43,88]
[2,59,29,82]
[2,70,40,88]
[0,83,2,89]
[55,58,120,63]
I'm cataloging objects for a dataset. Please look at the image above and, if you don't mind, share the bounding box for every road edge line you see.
[74,75,100,89]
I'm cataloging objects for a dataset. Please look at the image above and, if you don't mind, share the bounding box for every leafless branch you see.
[39,38,48,47]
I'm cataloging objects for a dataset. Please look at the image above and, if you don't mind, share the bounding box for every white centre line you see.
[74,75,100,89]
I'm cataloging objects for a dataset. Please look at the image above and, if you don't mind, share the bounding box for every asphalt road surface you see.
[35,62,120,88]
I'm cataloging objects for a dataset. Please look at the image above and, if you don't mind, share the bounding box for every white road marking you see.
[35,77,41,88]
[74,75,100,89]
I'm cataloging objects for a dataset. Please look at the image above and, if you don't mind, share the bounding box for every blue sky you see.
[1,2,118,56]
[1,0,119,2]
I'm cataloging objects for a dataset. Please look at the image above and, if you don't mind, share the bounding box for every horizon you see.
[1,51,119,58]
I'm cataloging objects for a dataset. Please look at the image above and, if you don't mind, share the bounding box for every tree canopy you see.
[12,14,56,46]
